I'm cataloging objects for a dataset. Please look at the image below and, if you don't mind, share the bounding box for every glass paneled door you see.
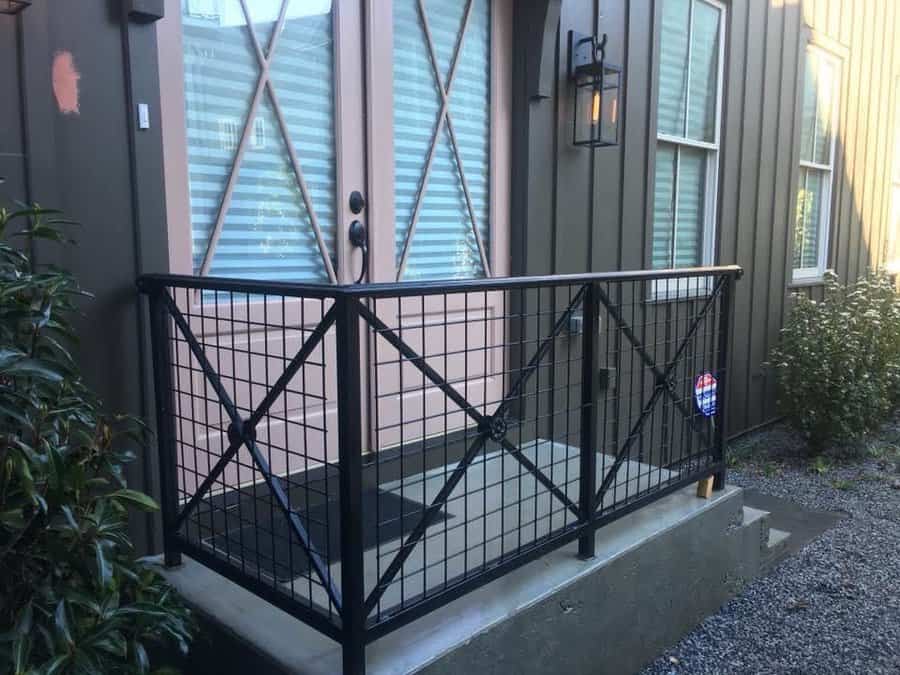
[157,0,367,489]
[365,0,512,455]
[162,0,366,283]
[158,0,510,465]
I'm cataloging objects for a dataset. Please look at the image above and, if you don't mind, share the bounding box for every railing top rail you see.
[137,265,742,298]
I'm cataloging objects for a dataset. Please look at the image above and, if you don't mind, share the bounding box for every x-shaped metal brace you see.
[160,291,344,614]
[361,285,588,614]
[592,276,725,509]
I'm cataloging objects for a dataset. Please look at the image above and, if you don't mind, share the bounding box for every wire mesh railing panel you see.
[140,265,739,651]
[361,283,588,623]
[148,282,344,629]
[593,275,727,515]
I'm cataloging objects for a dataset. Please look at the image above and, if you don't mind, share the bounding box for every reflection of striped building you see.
[181,0,494,284]
[182,4,337,282]
[392,0,491,280]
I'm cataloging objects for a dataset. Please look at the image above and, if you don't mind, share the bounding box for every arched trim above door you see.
[521,0,561,101]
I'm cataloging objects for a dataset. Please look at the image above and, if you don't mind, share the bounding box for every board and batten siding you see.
[512,0,900,435]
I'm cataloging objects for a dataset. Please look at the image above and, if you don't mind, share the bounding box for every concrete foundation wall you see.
[162,484,774,675]
[423,488,763,675]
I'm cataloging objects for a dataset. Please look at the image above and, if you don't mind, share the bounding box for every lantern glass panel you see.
[573,66,620,147]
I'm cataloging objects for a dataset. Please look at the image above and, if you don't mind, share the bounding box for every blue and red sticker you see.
[694,372,718,417]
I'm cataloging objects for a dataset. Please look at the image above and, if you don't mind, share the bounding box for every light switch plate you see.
[137,103,150,130]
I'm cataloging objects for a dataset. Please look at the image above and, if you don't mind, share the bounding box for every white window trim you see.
[792,46,841,283]
[887,75,900,273]
[652,0,726,301]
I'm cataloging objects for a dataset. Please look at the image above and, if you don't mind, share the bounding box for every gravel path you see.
[641,424,900,675]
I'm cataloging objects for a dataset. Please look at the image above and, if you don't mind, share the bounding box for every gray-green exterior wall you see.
[0,3,169,550]
[2,1,899,553]
[513,0,900,435]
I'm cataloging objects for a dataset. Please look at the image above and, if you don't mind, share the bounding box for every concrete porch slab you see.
[161,482,769,675]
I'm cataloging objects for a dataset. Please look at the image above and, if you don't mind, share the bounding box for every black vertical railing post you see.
[335,292,366,675]
[147,285,182,567]
[578,282,600,558]
[713,273,735,490]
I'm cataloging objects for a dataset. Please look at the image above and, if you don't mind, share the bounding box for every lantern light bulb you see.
[591,89,601,125]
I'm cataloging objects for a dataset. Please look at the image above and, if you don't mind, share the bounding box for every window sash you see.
[651,0,724,290]
[657,0,724,145]
[652,142,718,270]
[793,46,841,280]
[793,166,831,278]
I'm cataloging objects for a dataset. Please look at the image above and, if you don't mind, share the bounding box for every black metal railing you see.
[138,265,741,674]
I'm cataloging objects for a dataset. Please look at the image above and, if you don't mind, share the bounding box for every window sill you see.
[788,278,825,288]
[789,268,833,288]
[645,276,714,304]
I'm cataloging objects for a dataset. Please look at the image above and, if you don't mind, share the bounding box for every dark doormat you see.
[742,488,846,560]
[205,488,446,582]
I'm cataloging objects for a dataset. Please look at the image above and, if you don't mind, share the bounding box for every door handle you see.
[348,219,368,284]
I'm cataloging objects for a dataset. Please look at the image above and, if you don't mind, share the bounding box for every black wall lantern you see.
[0,0,31,14]
[568,31,621,148]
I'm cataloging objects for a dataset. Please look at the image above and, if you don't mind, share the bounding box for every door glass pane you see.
[658,0,690,136]
[181,0,336,282]
[674,146,706,267]
[652,143,677,269]
[686,1,720,142]
[393,0,491,281]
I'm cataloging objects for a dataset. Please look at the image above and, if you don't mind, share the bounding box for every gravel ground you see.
[641,421,900,675]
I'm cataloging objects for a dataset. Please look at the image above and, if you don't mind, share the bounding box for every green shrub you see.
[770,270,900,454]
[0,206,193,674]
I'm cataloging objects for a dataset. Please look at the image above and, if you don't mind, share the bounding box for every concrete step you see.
[743,488,847,572]
[763,527,792,571]
[742,505,772,551]
[741,505,770,530]
[741,505,794,572]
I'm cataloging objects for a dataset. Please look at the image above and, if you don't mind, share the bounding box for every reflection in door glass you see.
[394,0,492,281]
[181,0,336,282]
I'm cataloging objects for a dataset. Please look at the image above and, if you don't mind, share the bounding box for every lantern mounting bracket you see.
[0,0,31,14]
[568,31,607,80]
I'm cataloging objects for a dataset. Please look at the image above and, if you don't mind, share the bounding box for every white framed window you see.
[651,0,725,284]
[217,117,239,152]
[885,76,900,273]
[793,46,840,282]
[252,117,266,150]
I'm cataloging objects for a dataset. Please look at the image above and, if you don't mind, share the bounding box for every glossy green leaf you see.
[107,489,159,512]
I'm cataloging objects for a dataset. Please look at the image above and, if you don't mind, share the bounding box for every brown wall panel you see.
[2,2,169,550]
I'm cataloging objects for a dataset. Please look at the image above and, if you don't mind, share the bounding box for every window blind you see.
[687,1,720,142]
[794,167,824,269]
[652,144,677,268]
[674,146,706,266]
[181,0,336,282]
[652,143,706,269]
[658,0,690,137]
[393,0,491,281]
